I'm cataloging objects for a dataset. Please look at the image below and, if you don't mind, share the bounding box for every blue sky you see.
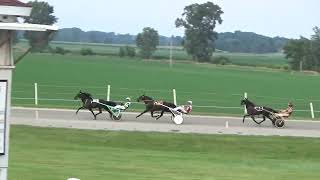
[21,0,320,38]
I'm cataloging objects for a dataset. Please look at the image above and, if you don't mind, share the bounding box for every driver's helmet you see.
[288,102,293,107]
[126,97,131,102]
[187,101,192,105]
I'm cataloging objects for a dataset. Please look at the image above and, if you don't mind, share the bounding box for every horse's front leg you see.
[242,114,249,123]
[156,110,165,120]
[76,106,84,114]
[136,109,149,118]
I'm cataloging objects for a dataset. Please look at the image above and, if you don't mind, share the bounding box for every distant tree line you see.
[43,28,183,46]
[19,0,290,66]
[19,28,288,54]
[215,31,288,53]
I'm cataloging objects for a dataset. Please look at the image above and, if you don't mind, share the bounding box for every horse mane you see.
[145,95,153,100]
[140,95,153,100]
[81,91,92,98]
[245,99,256,106]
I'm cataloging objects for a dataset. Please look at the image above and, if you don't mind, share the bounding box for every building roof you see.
[0,22,58,31]
[0,0,31,7]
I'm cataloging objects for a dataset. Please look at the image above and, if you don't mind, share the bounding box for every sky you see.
[20,0,320,38]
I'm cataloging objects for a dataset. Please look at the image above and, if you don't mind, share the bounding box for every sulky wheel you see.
[274,117,285,128]
[111,114,122,121]
[171,115,184,125]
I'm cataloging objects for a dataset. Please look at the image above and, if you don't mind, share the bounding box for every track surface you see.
[10,107,320,137]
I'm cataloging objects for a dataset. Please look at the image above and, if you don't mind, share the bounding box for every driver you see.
[277,102,293,118]
[173,101,193,114]
[114,97,131,110]
[154,100,193,114]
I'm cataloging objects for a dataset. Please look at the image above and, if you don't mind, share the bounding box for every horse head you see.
[137,94,153,103]
[74,90,92,101]
[240,98,255,107]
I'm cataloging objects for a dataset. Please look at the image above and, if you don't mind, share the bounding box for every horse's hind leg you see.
[151,111,160,118]
[251,116,264,124]
[258,116,266,124]
[156,111,165,120]
[89,108,97,120]
[95,107,103,117]
[265,114,275,125]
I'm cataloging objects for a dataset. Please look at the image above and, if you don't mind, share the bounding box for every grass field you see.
[11,53,320,118]
[9,125,320,180]
[15,41,289,68]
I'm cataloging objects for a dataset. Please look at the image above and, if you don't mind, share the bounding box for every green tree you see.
[283,37,309,71]
[311,27,320,71]
[119,47,126,57]
[23,1,58,52]
[125,46,136,57]
[136,27,159,59]
[175,2,223,62]
[283,27,320,72]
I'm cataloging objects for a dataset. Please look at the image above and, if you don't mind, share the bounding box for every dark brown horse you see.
[136,95,176,120]
[74,91,117,120]
[241,98,278,125]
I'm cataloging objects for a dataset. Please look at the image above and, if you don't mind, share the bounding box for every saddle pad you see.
[92,99,99,103]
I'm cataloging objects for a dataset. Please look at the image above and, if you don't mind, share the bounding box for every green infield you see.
[15,41,288,67]
[9,125,320,180]
[12,53,320,118]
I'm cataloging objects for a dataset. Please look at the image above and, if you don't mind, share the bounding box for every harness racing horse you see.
[74,91,117,120]
[241,98,278,125]
[136,95,176,120]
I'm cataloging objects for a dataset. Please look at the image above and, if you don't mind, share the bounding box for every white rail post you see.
[310,102,315,119]
[244,92,247,114]
[107,85,111,101]
[225,121,229,128]
[173,89,177,105]
[34,83,38,106]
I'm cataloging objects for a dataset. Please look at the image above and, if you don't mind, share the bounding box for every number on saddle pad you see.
[254,106,264,111]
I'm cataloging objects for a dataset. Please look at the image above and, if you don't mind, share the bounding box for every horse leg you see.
[258,115,266,124]
[136,109,149,118]
[76,106,84,114]
[89,108,97,120]
[257,115,266,124]
[251,116,264,124]
[242,114,249,123]
[265,114,275,125]
[95,107,103,117]
[151,111,161,118]
[156,110,165,120]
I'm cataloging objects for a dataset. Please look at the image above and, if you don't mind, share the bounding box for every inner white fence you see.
[11,83,319,119]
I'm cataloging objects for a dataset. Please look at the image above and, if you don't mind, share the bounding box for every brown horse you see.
[241,98,278,125]
[74,91,117,120]
[136,95,176,120]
